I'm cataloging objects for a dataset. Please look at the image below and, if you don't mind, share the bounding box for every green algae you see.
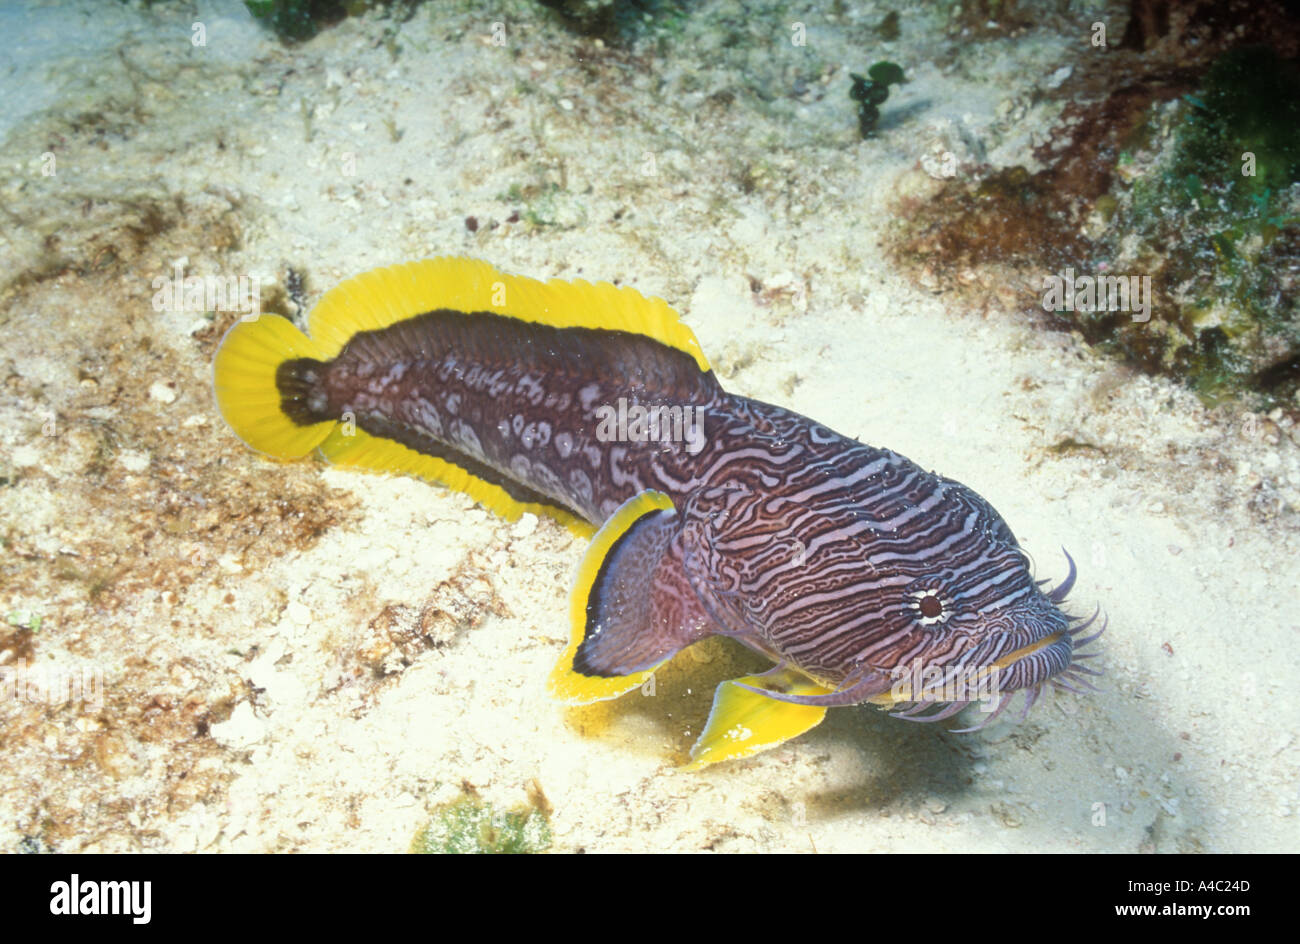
[243,0,420,44]
[1169,47,1300,199]
[412,794,552,854]
[1102,45,1300,403]
[244,0,348,42]
[5,611,43,633]
[892,43,1300,406]
[850,62,906,137]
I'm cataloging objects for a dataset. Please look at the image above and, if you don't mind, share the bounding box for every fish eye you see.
[907,588,951,626]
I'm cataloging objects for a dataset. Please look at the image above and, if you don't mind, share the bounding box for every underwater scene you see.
[0,0,1297,857]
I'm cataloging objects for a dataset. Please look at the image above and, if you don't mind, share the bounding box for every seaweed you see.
[412,788,552,854]
[244,1,349,42]
[850,62,907,138]
[891,41,1300,405]
[1121,0,1300,58]
[537,0,692,44]
[1167,47,1300,202]
[874,10,900,41]
[1103,45,1300,402]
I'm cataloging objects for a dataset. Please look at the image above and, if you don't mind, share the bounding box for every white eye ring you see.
[907,588,952,626]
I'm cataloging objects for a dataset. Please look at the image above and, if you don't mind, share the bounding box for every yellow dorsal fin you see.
[306,257,710,372]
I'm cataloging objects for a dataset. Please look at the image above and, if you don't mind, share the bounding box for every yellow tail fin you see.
[212,314,335,459]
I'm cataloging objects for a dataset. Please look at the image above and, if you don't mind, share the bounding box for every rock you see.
[209,702,265,750]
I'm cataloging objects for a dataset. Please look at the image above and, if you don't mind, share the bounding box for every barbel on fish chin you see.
[212,257,1104,768]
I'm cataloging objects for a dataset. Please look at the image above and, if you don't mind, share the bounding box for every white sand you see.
[0,0,1296,853]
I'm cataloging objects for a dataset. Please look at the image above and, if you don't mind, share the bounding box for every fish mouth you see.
[888,608,1108,731]
[992,628,1067,670]
[888,550,1107,729]
[735,553,1106,724]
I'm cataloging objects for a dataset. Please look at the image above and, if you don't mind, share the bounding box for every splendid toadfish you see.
[213,257,1103,767]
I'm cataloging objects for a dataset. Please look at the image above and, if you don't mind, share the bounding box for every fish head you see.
[682,469,1103,726]
[878,534,1077,708]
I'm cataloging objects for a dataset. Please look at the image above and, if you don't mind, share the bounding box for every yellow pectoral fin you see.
[685,668,833,770]
[547,490,676,705]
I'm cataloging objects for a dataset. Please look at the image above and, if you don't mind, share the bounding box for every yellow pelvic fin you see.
[685,667,833,770]
[306,256,710,372]
[548,489,676,705]
[212,314,335,459]
[317,425,594,537]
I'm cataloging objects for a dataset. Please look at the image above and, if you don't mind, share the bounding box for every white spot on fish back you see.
[529,463,562,495]
[517,375,544,405]
[609,446,628,481]
[568,467,592,503]
[455,421,481,455]
[555,431,573,458]
[579,383,601,411]
[415,400,443,437]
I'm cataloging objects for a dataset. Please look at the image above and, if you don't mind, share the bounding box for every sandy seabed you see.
[0,0,1296,853]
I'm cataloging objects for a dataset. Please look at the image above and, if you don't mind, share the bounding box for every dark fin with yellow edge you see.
[550,490,714,704]
[212,314,336,459]
[215,256,714,534]
[685,667,835,770]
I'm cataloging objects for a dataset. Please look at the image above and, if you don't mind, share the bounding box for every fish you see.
[212,257,1103,768]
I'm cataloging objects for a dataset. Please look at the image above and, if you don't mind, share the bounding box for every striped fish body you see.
[214,258,1095,767]
[622,397,1073,699]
